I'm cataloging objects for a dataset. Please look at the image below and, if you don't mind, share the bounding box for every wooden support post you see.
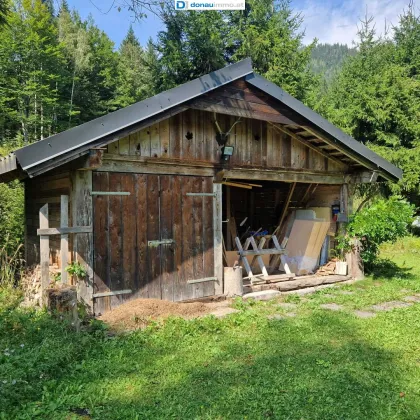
[39,204,49,306]
[274,182,296,236]
[71,171,94,310]
[213,183,224,295]
[60,195,69,284]
[226,186,232,250]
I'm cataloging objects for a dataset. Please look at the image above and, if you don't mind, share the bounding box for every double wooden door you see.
[92,172,215,314]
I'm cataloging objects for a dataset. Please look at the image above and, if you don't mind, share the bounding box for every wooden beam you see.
[37,226,93,236]
[39,204,49,306]
[271,123,347,168]
[274,182,296,236]
[239,248,286,256]
[60,195,69,285]
[99,158,215,178]
[189,99,296,125]
[223,168,345,184]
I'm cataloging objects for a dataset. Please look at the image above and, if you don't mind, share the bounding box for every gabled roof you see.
[0,58,402,182]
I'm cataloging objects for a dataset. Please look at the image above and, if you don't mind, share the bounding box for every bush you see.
[0,180,24,254]
[347,197,415,266]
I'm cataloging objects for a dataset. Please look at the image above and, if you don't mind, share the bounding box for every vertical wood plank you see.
[39,204,49,306]
[60,195,69,284]
[119,136,130,155]
[272,124,282,168]
[172,176,183,301]
[281,133,292,167]
[71,170,94,311]
[160,118,170,158]
[192,176,204,298]
[108,173,123,307]
[195,110,205,161]
[170,113,182,159]
[182,109,195,160]
[147,175,161,299]
[203,177,215,297]
[121,173,136,303]
[205,111,216,162]
[213,183,223,296]
[150,123,160,158]
[92,172,110,314]
[160,175,175,301]
[181,177,194,299]
[139,127,151,157]
[251,119,262,166]
[129,132,141,156]
[135,174,148,298]
[261,121,268,167]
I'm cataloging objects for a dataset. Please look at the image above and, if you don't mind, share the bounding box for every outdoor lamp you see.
[221,145,234,162]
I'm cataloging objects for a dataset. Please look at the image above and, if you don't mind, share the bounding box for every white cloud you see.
[296,0,417,46]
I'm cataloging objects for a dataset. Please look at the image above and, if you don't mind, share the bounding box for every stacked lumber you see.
[316,259,337,276]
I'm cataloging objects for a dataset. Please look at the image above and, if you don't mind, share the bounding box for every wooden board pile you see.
[316,259,337,276]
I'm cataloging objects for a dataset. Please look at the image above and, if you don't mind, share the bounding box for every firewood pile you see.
[20,265,60,307]
[316,259,337,276]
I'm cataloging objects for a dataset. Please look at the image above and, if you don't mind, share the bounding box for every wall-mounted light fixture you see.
[221,145,234,162]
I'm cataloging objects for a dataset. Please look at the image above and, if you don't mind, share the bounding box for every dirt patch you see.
[98,298,230,331]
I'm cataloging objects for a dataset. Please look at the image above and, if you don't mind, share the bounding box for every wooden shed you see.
[0,59,402,314]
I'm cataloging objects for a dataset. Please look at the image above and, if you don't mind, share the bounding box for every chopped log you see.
[46,286,80,331]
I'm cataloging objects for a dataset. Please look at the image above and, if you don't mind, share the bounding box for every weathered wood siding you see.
[107,108,347,174]
[92,172,215,313]
[25,171,71,267]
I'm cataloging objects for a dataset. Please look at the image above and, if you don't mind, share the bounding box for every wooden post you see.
[213,183,223,295]
[60,195,69,284]
[39,204,49,306]
[71,171,94,310]
[226,186,232,250]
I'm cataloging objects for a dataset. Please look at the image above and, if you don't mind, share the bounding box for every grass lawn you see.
[1,237,420,419]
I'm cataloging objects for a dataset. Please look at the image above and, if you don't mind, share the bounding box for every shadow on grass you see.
[367,258,415,280]
[2,300,417,420]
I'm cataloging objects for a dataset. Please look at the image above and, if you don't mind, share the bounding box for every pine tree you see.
[0,0,66,143]
[115,26,148,107]
[0,0,9,26]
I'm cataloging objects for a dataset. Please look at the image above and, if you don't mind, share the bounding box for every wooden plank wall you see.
[107,109,347,174]
[92,172,215,313]
[25,171,71,267]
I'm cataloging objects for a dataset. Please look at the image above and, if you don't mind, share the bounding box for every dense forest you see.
[0,0,419,254]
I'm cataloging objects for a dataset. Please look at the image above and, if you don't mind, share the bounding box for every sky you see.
[64,0,416,49]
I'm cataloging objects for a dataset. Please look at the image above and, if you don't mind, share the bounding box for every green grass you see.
[2,238,420,419]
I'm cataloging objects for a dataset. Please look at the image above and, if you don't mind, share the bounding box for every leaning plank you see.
[37,226,93,235]
[39,204,49,306]
[273,182,296,236]
[60,195,69,285]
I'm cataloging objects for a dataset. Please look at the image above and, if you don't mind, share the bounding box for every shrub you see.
[0,180,24,254]
[347,197,415,266]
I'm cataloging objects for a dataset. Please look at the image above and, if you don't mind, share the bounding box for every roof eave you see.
[245,73,403,182]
